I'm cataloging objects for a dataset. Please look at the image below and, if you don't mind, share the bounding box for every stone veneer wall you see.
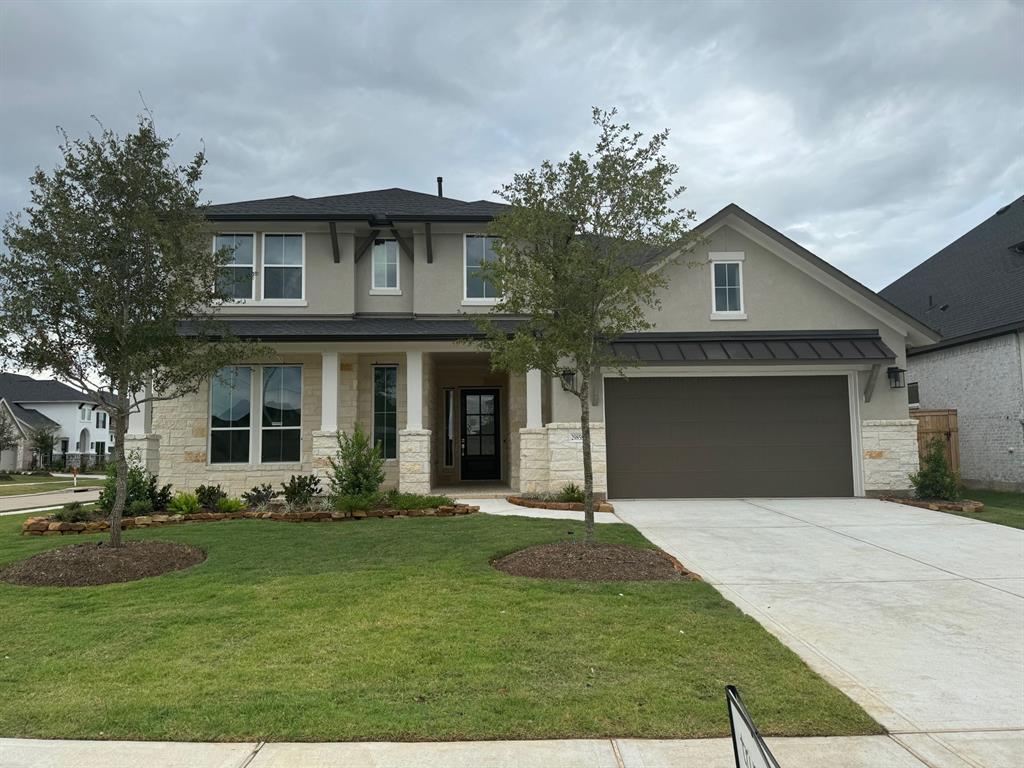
[861,419,919,495]
[507,373,526,491]
[398,429,431,493]
[518,422,607,498]
[151,353,322,497]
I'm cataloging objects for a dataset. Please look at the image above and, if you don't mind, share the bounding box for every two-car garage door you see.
[605,376,854,498]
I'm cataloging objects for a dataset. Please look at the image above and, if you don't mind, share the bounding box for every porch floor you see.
[431,483,512,499]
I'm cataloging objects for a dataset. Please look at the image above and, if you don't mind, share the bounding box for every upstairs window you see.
[373,366,398,459]
[262,234,304,300]
[210,367,252,464]
[465,235,500,301]
[371,239,400,292]
[709,252,745,316]
[214,234,255,300]
[95,411,107,430]
[261,366,302,463]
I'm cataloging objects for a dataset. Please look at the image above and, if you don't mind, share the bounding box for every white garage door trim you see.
[601,366,865,497]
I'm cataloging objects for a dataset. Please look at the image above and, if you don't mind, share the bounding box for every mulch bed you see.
[0,541,206,587]
[492,541,696,582]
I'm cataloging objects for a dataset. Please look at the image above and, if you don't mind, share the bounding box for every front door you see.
[460,389,500,480]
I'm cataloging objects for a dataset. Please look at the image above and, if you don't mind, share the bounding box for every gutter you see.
[907,320,1024,356]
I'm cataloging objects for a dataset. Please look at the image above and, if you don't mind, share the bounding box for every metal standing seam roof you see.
[180,316,523,341]
[609,331,896,364]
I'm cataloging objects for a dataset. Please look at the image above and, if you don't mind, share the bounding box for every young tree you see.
[0,410,20,464]
[0,116,258,547]
[27,424,59,469]
[473,108,695,540]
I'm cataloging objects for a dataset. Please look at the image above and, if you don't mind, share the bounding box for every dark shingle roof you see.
[880,195,1024,342]
[0,373,90,404]
[206,188,507,222]
[611,330,895,364]
[6,401,60,430]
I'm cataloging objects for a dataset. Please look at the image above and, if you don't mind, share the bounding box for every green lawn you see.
[0,513,880,742]
[952,489,1024,529]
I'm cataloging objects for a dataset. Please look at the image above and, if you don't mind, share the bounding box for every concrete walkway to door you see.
[616,497,1024,767]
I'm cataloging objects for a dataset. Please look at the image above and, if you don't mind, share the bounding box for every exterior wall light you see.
[559,369,577,392]
[886,366,906,389]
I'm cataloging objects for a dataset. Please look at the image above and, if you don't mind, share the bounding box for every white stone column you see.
[406,350,423,430]
[320,351,339,432]
[526,368,543,429]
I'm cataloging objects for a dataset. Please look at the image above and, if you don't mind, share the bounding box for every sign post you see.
[726,686,781,768]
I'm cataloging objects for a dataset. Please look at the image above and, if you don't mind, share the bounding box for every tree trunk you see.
[579,370,595,542]
[108,392,129,548]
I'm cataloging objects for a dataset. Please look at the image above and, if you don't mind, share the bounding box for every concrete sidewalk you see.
[459,496,620,523]
[0,487,100,516]
[8,732,1022,767]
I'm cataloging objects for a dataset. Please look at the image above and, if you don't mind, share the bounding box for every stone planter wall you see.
[881,497,985,514]
[506,496,615,514]
[21,503,480,536]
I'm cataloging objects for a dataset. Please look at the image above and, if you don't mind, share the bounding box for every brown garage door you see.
[605,376,853,498]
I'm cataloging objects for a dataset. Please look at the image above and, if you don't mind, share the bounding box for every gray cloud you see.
[1,0,1021,289]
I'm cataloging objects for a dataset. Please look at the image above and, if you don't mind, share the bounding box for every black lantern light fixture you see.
[886,366,906,389]
[559,368,577,392]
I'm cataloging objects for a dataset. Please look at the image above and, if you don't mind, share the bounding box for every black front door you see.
[461,389,500,480]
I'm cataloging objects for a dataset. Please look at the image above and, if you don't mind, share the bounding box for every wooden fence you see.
[911,409,960,473]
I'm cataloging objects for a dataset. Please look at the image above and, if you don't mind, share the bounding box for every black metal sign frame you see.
[726,685,781,768]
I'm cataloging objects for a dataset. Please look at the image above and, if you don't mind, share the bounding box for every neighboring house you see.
[127,187,938,499]
[0,373,113,470]
[881,196,1024,491]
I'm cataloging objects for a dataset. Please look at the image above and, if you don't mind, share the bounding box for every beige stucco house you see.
[126,187,938,499]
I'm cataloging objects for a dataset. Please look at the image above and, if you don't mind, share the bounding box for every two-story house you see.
[0,373,113,470]
[125,187,938,499]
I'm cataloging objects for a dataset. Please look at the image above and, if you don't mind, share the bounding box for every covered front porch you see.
[313,347,549,495]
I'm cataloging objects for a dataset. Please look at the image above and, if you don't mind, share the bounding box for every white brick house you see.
[882,195,1024,491]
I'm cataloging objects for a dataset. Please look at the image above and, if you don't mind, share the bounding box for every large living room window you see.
[214,234,255,300]
[262,234,304,300]
[371,239,400,293]
[261,366,302,463]
[464,235,500,302]
[373,365,398,459]
[709,251,745,318]
[210,367,252,464]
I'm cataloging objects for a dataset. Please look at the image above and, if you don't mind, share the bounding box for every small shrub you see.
[910,437,961,501]
[52,502,93,523]
[242,483,278,509]
[30,469,51,476]
[97,455,170,512]
[556,482,585,503]
[127,498,153,516]
[168,491,201,516]
[281,474,321,509]
[0,472,11,481]
[195,484,227,508]
[216,497,246,514]
[328,424,384,498]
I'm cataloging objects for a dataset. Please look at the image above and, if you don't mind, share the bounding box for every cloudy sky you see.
[1,0,1021,290]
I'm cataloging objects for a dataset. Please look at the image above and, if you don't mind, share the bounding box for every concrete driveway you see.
[616,498,1024,767]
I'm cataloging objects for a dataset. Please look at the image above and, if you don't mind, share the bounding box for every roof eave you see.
[205,213,497,223]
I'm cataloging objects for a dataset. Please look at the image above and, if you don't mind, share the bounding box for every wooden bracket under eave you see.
[354,229,380,263]
[863,363,880,403]
[424,222,433,263]
[390,228,414,261]
[329,221,340,263]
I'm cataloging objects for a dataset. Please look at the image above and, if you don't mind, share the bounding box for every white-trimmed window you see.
[371,238,400,293]
[709,252,745,318]
[210,366,252,464]
[261,366,302,463]
[464,234,500,302]
[95,411,107,430]
[373,365,398,459]
[262,234,304,300]
[214,233,255,300]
